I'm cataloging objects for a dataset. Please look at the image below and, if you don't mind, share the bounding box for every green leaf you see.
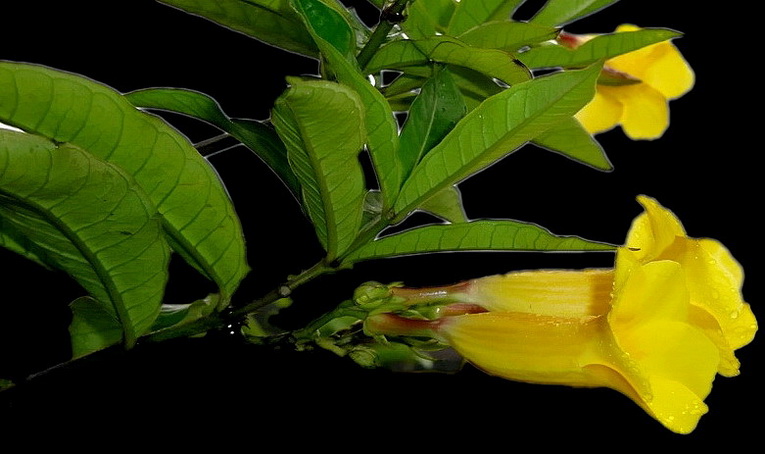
[365,37,531,87]
[457,21,559,51]
[447,0,525,36]
[290,0,356,59]
[0,215,49,269]
[0,61,249,305]
[519,28,682,70]
[393,64,602,219]
[271,79,367,260]
[157,0,319,57]
[125,87,300,201]
[530,0,619,26]
[69,297,124,358]
[343,219,614,263]
[151,294,220,332]
[0,131,171,350]
[532,118,612,170]
[447,66,506,112]
[401,0,457,39]
[290,0,402,210]
[419,186,469,223]
[398,67,467,181]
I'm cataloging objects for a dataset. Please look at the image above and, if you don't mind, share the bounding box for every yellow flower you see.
[573,25,695,140]
[376,196,756,434]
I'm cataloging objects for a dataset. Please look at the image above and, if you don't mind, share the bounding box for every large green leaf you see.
[68,297,125,358]
[532,117,612,170]
[289,0,356,60]
[0,61,249,305]
[158,0,319,57]
[519,28,682,69]
[398,67,467,181]
[418,186,469,223]
[365,37,532,87]
[457,21,559,51]
[0,131,170,351]
[271,79,366,260]
[447,0,526,36]
[401,0,457,39]
[343,219,613,263]
[530,0,619,26]
[290,0,402,210]
[125,87,300,201]
[392,64,602,219]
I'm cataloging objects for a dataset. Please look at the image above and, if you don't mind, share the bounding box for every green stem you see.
[356,0,412,69]
[336,214,392,267]
[144,260,334,344]
[230,260,332,319]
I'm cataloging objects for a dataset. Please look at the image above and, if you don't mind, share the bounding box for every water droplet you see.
[730,310,740,319]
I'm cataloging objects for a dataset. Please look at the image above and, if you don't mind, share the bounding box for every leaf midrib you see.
[0,181,138,346]
[285,100,340,257]
[394,68,597,219]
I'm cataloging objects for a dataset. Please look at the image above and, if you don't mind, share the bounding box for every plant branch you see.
[356,0,412,69]
[143,260,334,344]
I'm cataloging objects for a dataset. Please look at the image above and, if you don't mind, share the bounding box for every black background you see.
[0,0,761,447]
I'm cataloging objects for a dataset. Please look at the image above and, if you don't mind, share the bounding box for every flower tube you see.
[367,197,756,434]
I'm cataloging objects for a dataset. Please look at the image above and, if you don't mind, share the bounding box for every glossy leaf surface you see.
[533,118,612,170]
[402,0,456,39]
[393,64,602,218]
[447,0,525,36]
[291,0,402,209]
[365,37,532,87]
[520,28,682,69]
[271,79,366,260]
[530,0,619,26]
[457,21,559,51]
[398,67,467,181]
[158,0,319,57]
[344,219,613,263]
[0,131,170,351]
[0,61,248,305]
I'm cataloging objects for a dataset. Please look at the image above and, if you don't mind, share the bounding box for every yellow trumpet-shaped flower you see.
[372,197,756,434]
[572,25,695,140]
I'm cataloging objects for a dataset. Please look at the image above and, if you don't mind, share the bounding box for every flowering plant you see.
[0,0,755,437]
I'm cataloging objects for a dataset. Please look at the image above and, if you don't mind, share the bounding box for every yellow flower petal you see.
[581,322,715,435]
[674,239,757,376]
[575,90,623,135]
[607,24,694,99]
[636,40,695,99]
[626,195,686,261]
[610,260,689,327]
[604,83,669,140]
[623,196,757,375]
[626,320,718,434]
[642,375,710,434]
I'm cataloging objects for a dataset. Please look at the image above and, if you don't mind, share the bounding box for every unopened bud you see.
[353,281,396,308]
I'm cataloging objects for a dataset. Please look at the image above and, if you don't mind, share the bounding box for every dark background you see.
[1,0,760,446]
